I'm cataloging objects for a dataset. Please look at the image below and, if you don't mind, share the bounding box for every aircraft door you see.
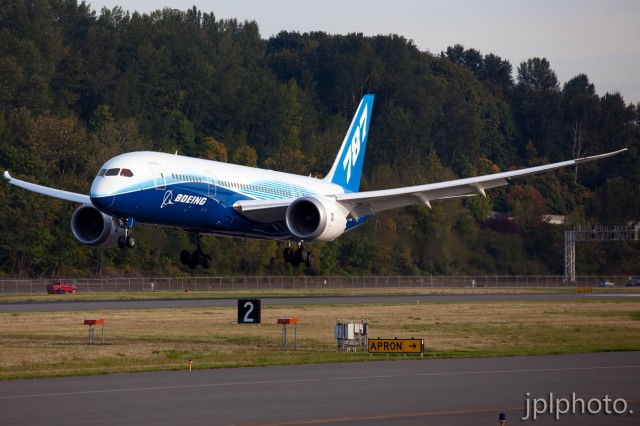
[205,170,216,197]
[149,163,165,190]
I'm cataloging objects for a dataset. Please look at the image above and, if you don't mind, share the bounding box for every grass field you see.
[1,292,639,379]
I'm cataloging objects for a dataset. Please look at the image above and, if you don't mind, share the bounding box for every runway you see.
[0,352,638,425]
[1,292,638,313]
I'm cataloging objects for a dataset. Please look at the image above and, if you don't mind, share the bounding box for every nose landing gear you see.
[117,218,135,249]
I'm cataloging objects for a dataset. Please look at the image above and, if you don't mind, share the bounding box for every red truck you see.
[46,280,77,294]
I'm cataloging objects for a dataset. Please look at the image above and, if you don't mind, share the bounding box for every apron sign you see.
[368,338,424,354]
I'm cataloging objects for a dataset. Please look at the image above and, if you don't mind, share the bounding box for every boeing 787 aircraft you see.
[4,94,626,269]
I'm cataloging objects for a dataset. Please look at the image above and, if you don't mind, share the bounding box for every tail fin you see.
[323,94,375,193]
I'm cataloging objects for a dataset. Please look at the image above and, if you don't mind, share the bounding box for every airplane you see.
[3,94,626,269]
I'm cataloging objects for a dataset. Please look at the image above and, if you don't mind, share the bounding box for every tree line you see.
[0,1,638,278]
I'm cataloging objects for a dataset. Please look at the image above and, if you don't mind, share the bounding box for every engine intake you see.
[285,196,348,242]
[71,205,124,247]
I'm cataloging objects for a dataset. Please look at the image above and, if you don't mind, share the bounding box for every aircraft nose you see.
[90,177,115,209]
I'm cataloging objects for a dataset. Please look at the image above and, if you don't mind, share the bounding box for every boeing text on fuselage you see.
[161,190,207,209]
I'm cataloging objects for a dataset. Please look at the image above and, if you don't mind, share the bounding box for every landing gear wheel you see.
[284,247,294,265]
[118,236,127,249]
[180,250,191,265]
[305,252,315,267]
[283,247,294,263]
[125,235,135,248]
[188,254,200,270]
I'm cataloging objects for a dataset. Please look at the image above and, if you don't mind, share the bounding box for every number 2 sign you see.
[238,299,261,324]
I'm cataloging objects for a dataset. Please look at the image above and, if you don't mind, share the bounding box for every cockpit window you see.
[105,168,120,176]
[120,168,134,177]
[98,169,107,176]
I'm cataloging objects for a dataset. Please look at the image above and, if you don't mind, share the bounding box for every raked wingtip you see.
[575,148,627,163]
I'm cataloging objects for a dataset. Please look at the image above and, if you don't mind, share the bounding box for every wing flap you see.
[233,198,294,223]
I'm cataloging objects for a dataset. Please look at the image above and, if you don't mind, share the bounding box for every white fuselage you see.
[89,151,351,240]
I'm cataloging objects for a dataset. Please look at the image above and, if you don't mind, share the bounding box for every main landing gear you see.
[181,233,212,270]
[283,244,315,267]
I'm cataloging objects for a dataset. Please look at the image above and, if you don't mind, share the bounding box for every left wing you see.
[234,149,626,222]
[3,171,91,204]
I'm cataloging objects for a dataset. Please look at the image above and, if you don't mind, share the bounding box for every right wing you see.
[336,149,627,219]
[3,171,91,204]
[233,148,626,223]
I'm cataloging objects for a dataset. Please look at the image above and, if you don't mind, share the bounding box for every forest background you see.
[0,1,638,278]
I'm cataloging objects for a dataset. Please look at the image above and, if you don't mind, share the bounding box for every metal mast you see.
[564,224,639,282]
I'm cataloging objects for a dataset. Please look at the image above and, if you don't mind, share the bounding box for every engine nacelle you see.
[285,196,349,242]
[71,205,125,248]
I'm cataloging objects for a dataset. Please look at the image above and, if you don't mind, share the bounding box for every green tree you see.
[231,144,258,167]
[0,2,638,277]
[506,184,547,237]
[514,58,563,161]
[562,74,600,181]
[199,137,228,162]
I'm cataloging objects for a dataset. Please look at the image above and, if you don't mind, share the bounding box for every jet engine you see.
[285,196,349,242]
[71,205,125,247]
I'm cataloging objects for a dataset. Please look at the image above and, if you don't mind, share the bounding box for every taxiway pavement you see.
[1,352,638,425]
[1,292,638,313]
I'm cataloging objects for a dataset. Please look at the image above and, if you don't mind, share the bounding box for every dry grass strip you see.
[1,299,639,379]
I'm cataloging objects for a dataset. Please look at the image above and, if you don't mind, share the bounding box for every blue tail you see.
[323,94,375,193]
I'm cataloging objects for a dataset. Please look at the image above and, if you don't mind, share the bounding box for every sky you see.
[87,0,640,105]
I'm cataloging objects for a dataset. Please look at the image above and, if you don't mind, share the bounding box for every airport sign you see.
[238,299,261,324]
[368,338,424,354]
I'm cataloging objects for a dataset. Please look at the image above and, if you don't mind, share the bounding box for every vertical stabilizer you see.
[323,94,375,193]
